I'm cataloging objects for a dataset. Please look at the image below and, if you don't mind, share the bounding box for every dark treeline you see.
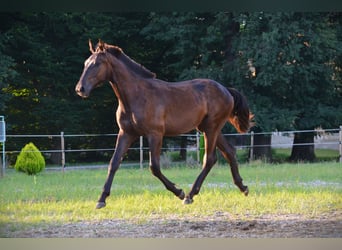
[1,12,341,162]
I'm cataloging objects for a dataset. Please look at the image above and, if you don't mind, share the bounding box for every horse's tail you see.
[227,87,254,133]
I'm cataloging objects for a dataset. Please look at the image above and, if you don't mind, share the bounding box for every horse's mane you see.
[100,43,156,79]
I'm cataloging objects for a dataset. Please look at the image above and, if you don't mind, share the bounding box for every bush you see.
[199,133,205,164]
[14,142,45,175]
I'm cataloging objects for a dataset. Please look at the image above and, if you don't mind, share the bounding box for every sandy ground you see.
[2,210,341,238]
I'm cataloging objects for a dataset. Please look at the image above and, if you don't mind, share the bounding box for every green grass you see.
[0,162,341,235]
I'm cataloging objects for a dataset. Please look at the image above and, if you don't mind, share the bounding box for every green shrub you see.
[199,133,205,164]
[14,142,45,175]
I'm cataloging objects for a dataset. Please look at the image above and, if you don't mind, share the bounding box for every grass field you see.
[0,161,341,237]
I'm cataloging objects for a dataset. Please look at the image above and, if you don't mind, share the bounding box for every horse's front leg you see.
[147,134,185,200]
[216,133,248,196]
[96,131,137,209]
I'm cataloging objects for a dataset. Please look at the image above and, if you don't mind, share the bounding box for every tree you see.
[0,52,16,112]
[2,12,341,164]
[141,12,213,80]
[1,13,153,163]
[229,12,342,161]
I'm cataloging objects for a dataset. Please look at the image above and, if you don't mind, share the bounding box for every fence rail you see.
[1,126,341,174]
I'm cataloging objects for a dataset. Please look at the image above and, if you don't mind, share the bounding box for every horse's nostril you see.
[75,84,86,96]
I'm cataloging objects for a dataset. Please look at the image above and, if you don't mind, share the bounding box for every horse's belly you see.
[164,110,205,136]
[164,124,195,136]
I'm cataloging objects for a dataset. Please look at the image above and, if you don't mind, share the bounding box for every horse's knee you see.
[205,153,217,167]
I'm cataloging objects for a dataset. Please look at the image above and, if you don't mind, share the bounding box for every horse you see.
[75,40,253,209]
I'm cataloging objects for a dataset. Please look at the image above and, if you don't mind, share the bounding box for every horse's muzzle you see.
[75,83,89,98]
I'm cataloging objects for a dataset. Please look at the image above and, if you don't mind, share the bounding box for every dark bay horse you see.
[75,40,253,209]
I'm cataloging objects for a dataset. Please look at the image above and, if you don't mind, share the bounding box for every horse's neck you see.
[108,68,140,113]
[108,53,152,113]
[109,79,135,113]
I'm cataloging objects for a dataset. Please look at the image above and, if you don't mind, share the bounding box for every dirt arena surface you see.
[4,210,341,238]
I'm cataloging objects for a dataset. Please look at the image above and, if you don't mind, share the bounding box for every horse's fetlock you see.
[178,190,185,200]
[243,186,249,196]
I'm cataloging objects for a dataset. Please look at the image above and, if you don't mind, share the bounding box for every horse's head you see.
[75,40,110,98]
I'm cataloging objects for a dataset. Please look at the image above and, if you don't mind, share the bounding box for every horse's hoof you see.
[243,186,249,196]
[178,190,185,200]
[183,197,193,205]
[96,202,106,209]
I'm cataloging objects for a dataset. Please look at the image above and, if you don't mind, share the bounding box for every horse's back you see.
[149,78,233,135]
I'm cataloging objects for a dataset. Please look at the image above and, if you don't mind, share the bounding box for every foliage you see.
[1,12,341,162]
[14,142,45,175]
[229,12,342,131]
[226,12,342,161]
[0,39,17,111]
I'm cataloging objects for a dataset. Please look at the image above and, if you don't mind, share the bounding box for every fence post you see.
[249,131,254,162]
[61,131,65,171]
[0,116,5,177]
[140,136,143,169]
[339,126,342,163]
[0,142,4,178]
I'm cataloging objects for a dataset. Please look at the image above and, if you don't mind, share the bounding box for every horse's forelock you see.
[94,43,122,56]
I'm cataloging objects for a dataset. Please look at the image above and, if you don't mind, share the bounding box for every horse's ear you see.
[88,39,95,54]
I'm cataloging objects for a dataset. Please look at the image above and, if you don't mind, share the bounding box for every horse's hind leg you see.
[148,134,185,200]
[216,133,249,196]
[184,131,218,204]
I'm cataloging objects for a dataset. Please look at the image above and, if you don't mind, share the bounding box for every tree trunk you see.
[290,132,316,162]
[179,136,187,161]
[250,134,272,162]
